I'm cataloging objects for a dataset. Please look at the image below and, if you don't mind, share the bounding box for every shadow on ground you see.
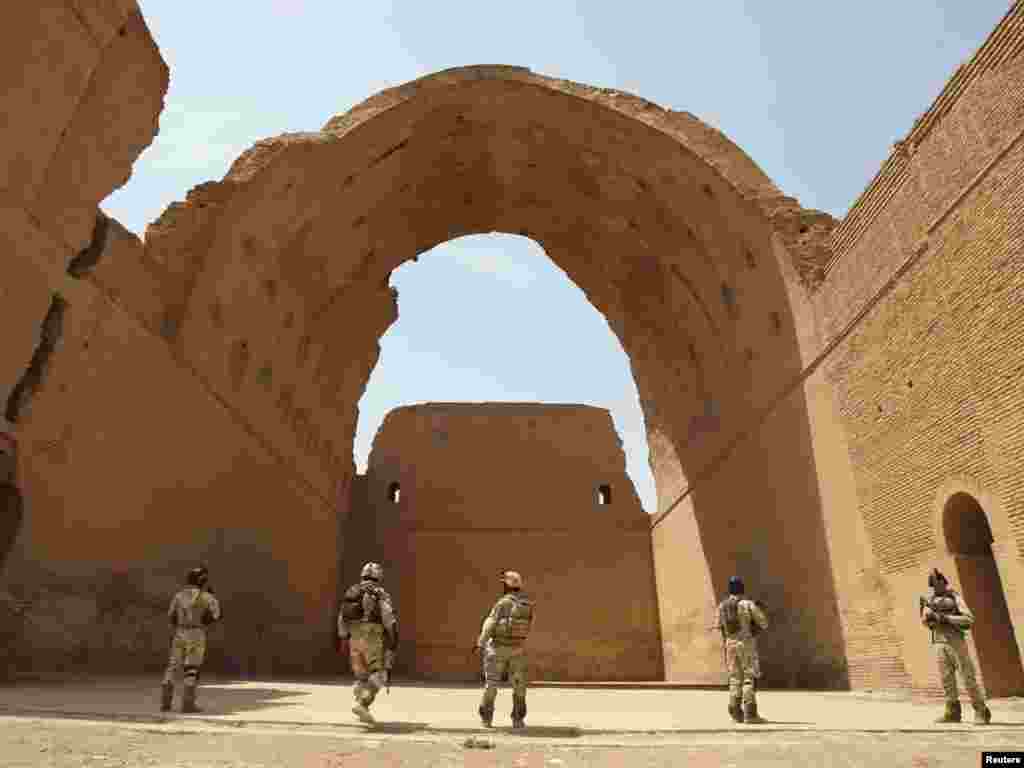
[356,721,430,734]
[175,684,310,716]
[498,726,582,738]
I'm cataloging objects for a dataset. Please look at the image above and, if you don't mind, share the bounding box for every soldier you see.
[716,575,768,724]
[161,565,221,713]
[475,570,534,729]
[920,568,991,724]
[337,562,398,724]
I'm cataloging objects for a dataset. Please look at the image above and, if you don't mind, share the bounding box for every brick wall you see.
[816,3,1024,694]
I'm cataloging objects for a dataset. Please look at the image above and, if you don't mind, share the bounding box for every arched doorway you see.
[943,491,1024,697]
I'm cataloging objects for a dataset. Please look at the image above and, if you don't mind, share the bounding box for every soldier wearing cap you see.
[161,565,221,713]
[475,570,535,728]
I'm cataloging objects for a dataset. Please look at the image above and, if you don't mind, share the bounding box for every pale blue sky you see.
[105,1,1011,512]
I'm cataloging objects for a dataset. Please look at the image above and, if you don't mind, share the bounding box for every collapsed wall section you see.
[0,3,347,680]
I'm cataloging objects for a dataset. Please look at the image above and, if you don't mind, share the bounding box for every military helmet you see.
[361,562,383,581]
[501,570,523,589]
[728,576,745,595]
[187,566,209,587]
[928,568,948,589]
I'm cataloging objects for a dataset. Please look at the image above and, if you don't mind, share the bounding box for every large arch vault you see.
[4,61,850,686]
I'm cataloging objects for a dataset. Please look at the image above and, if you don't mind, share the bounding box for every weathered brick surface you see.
[5,1,1024,694]
[817,3,1024,694]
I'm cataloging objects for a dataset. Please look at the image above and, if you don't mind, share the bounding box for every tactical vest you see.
[341,582,383,624]
[173,587,209,629]
[926,594,960,616]
[718,597,741,637]
[925,593,962,638]
[494,594,533,644]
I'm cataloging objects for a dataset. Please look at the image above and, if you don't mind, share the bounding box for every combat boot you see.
[934,701,961,723]
[511,694,527,729]
[742,702,766,724]
[478,705,493,728]
[351,703,376,724]
[181,686,202,714]
[727,696,743,723]
[973,704,992,725]
[159,682,174,713]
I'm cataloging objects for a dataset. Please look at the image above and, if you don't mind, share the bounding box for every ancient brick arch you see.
[138,65,848,686]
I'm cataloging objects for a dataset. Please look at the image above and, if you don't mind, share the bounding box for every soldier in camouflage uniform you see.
[475,570,534,729]
[338,562,398,724]
[161,566,221,713]
[920,568,991,724]
[716,576,768,724]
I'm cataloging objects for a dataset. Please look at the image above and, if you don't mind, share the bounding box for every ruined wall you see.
[140,64,850,688]
[346,403,662,682]
[0,3,346,680]
[12,0,1024,693]
[814,1,1024,696]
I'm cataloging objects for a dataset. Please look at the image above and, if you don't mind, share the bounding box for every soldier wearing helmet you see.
[716,575,768,724]
[920,568,991,724]
[475,569,534,729]
[161,565,221,713]
[338,561,398,724]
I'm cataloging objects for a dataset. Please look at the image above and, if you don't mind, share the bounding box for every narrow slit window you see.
[387,482,401,504]
[597,484,612,505]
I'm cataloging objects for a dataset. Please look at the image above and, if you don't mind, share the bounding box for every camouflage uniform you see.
[921,582,990,723]
[477,571,534,729]
[717,591,768,723]
[162,581,220,712]
[338,564,397,723]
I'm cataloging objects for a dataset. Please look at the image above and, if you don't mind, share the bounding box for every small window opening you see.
[597,484,612,505]
[387,482,401,504]
[721,283,735,311]
[771,311,782,334]
[745,250,756,269]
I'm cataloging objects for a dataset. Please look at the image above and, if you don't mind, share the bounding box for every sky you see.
[105,1,1013,512]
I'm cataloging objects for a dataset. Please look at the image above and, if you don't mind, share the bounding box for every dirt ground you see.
[3,715,1023,768]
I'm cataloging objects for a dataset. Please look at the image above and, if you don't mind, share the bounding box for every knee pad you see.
[183,665,200,686]
[367,671,387,691]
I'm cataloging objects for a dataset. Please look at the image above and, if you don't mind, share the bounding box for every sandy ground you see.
[2,680,1024,766]
[3,715,1024,767]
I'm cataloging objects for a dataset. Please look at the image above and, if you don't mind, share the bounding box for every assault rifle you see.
[384,649,395,695]
[919,595,934,644]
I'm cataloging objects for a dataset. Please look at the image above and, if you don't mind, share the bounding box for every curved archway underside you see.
[141,65,846,686]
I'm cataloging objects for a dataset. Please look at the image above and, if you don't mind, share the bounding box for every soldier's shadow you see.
[493,726,582,738]
[734,720,812,726]
[357,721,430,734]
[191,685,310,716]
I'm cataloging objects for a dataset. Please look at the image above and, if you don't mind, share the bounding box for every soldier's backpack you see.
[340,583,382,623]
[718,597,741,636]
[495,594,534,643]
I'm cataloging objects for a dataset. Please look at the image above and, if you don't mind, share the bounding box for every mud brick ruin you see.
[2,1,1024,697]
